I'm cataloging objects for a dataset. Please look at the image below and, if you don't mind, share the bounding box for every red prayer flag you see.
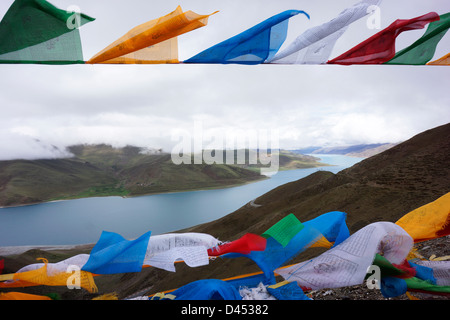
[208,233,267,257]
[0,259,4,274]
[393,260,417,279]
[328,12,440,65]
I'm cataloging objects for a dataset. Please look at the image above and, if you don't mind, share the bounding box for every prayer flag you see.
[155,279,242,300]
[262,213,304,247]
[0,0,94,64]
[82,231,151,275]
[267,280,311,300]
[396,192,450,242]
[8,258,97,293]
[328,12,440,65]
[207,233,266,257]
[427,52,450,65]
[87,6,217,64]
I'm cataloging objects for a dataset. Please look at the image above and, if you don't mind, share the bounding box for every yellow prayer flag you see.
[11,258,98,293]
[396,192,450,242]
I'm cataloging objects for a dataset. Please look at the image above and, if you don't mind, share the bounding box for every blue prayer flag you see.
[165,279,242,300]
[184,10,309,64]
[303,211,350,247]
[82,230,151,275]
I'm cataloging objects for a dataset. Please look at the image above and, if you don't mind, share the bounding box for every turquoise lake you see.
[0,154,363,246]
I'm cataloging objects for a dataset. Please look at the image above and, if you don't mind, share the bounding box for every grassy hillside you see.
[0,158,121,207]
[0,144,327,207]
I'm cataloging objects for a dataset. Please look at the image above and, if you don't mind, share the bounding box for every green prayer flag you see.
[0,0,95,64]
[262,213,304,247]
[386,12,450,65]
[405,277,450,294]
[371,254,407,278]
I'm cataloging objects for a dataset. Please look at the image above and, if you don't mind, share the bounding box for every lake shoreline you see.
[0,175,271,209]
[0,243,95,256]
[0,162,336,209]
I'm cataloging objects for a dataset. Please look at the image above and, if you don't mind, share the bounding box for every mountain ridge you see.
[291,142,398,158]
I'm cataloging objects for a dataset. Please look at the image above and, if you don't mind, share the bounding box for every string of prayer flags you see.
[386,12,450,65]
[219,212,350,285]
[87,6,218,64]
[395,192,450,243]
[268,0,383,64]
[377,257,450,298]
[81,231,151,275]
[0,0,94,64]
[184,10,310,65]
[328,12,440,65]
[225,219,324,285]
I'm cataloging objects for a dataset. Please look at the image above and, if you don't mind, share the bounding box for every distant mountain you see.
[0,144,327,207]
[291,142,398,158]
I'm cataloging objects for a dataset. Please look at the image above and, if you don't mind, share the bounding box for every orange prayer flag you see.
[87,6,218,64]
[96,38,179,64]
[427,52,450,65]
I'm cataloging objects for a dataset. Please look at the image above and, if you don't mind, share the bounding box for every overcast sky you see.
[0,0,449,160]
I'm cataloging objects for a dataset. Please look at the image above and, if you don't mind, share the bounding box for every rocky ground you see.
[308,235,449,300]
